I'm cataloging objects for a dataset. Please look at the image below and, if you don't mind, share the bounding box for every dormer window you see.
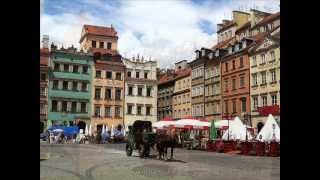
[209,52,213,60]
[196,51,200,59]
[242,41,247,48]
[228,47,232,54]
[201,49,206,57]
[235,44,239,51]
[215,50,219,57]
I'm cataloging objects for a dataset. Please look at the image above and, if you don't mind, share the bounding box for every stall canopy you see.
[174,118,210,129]
[257,114,280,142]
[222,117,253,141]
[152,118,176,129]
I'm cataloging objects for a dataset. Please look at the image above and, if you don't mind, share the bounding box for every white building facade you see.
[123,57,158,126]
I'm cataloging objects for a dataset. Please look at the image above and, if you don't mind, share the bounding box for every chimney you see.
[42,35,49,49]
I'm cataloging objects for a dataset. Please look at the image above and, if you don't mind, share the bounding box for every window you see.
[272,94,277,105]
[144,72,148,79]
[127,71,131,77]
[95,70,101,78]
[240,76,245,87]
[94,106,101,117]
[71,102,77,113]
[128,86,133,96]
[105,88,112,99]
[107,42,112,49]
[105,106,111,117]
[127,105,133,114]
[115,106,121,117]
[232,79,236,90]
[99,42,104,48]
[147,87,152,97]
[94,88,101,99]
[52,100,58,112]
[54,63,60,71]
[53,80,59,89]
[137,106,142,115]
[232,60,235,70]
[240,57,244,67]
[262,96,267,107]
[73,65,78,73]
[225,63,228,72]
[41,73,46,81]
[136,71,140,78]
[241,98,247,112]
[115,89,121,100]
[116,72,121,80]
[92,41,96,48]
[224,80,228,92]
[72,81,78,91]
[261,72,267,84]
[62,101,68,112]
[82,82,88,91]
[81,102,87,113]
[252,56,257,66]
[63,81,68,90]
[82,66,88,74]
[138,87,143,96]
[261,54,266,64]
[106,71,112,79]
[270,51,275,61]
[271,69,276,82]
[252,74,258,86]
[224,101,228,113]
[64,64,69,72]
[232,99,236,113]
[40,87,46,96]
[253,97,258,110]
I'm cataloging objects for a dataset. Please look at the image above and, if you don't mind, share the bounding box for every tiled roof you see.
[211,37,236,49]
[158,73,175,85]
[175,68,191,80]
[80,25,118,41]
[217,21,237,33]
[252,12,280,29]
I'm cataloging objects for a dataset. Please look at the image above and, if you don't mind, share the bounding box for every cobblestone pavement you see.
[40,143,280,180]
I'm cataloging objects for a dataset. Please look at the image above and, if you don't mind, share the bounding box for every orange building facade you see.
[221,39,253,124]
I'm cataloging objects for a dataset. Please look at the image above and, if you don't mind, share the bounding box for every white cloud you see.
[40,0,279,68]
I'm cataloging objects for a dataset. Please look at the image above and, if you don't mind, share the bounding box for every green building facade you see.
[47,46,93,130]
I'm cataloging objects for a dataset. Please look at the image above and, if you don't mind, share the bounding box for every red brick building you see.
[221,38,255,123]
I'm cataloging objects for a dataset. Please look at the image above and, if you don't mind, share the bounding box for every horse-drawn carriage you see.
[125,121,156,158]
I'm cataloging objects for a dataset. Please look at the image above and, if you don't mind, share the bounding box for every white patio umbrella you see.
[102,125,106,134]
[105,125,109,133]
[257,114,280,142]
[85,124,89,135]
[111,125,115,137]
[214,120,231,128]
[222,117,253,141]
[88,124,92,136]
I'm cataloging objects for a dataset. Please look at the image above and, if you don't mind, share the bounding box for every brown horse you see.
[156,128,179,160]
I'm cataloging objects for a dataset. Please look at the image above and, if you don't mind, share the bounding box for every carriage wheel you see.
[126,143,133,156]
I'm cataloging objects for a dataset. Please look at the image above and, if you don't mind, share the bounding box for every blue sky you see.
[41,0,280,68]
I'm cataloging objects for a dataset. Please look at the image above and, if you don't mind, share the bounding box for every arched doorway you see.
[40,122,44,134]
[77,121,86,133]
[257,122,264,133]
